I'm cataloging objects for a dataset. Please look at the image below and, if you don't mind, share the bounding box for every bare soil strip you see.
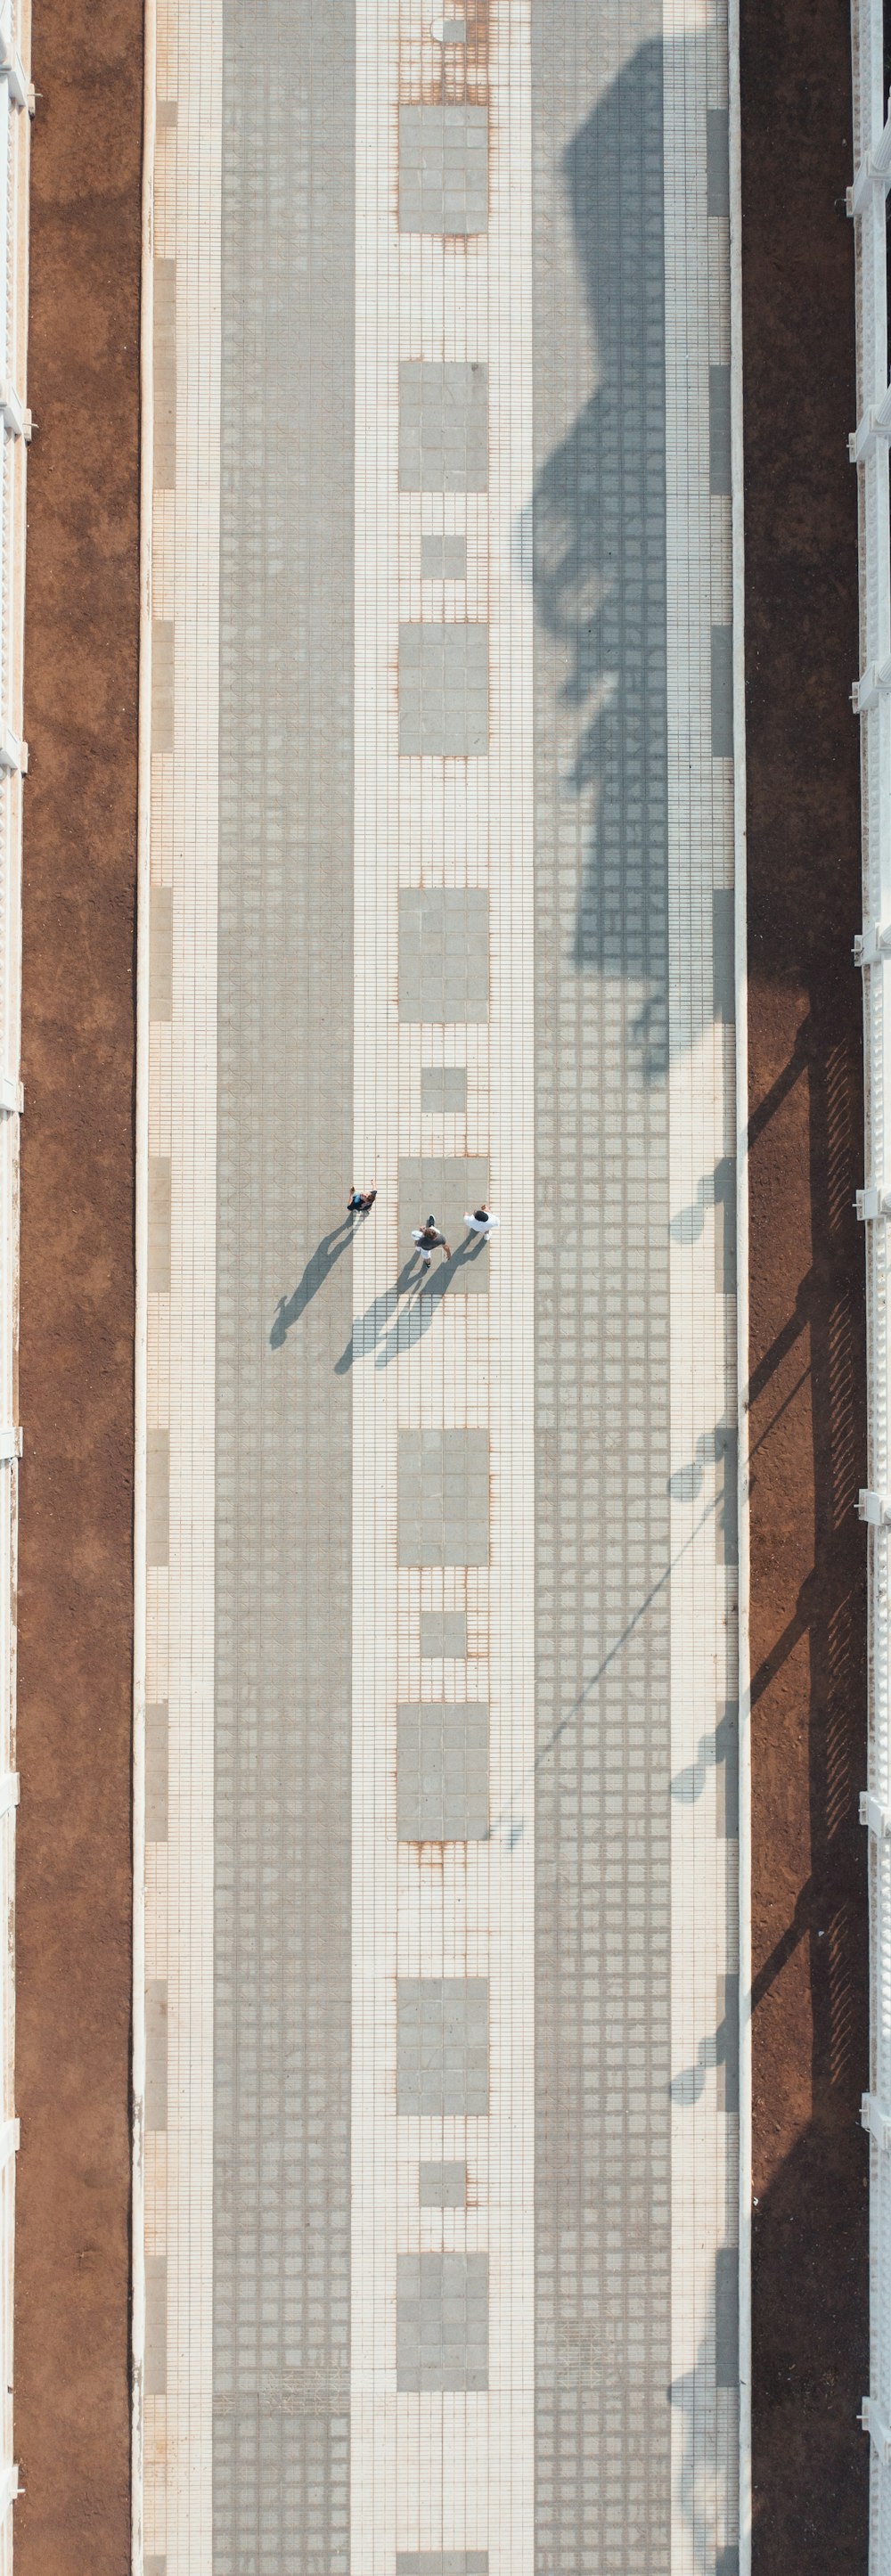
[13,4,143,2568]
[741,0,870,2565]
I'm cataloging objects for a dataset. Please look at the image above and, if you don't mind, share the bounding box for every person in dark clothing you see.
[412,1214,452,1271]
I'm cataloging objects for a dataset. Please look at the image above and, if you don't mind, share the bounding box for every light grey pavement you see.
[532,20,672,2569]
[213,5,354,2570]
[141,4,742,2571]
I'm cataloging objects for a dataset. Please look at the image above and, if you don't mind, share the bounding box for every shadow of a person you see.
[269,1212,356,1348]
[333,1254,421,1374]
[374,1229,486,1368]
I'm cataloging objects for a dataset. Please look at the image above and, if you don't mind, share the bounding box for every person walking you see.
[463,1202,500,1240]
[347,1185,377,1214]
[413,1214,452,1271]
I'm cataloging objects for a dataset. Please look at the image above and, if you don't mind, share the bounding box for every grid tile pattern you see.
[397,1705,489,1839]
[398,361,488,490]
[531,16,672,2569]
[212,4,355,2569]
[397,1429,489,1566]
[397,1977,489,2114]
[419,2163,469,2207]
[398,106,489,233]
[142,0,742,2563]
[398,888,489,1021]
[396,2253,489,2391]
[398,623,489,755]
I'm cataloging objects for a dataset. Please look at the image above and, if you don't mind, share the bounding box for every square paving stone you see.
[398,1976,488,2114]
[399,889,488,1022]
[399,361,488,491]
[421,1066,468,1115]
[399,624,489,756]
[396,2252,488,2389]
[398,105,488,233]
[398,1705,489,1839]
[421,1611,468,1660]
[419,2161,468,2208]
[398,1429,489,1566]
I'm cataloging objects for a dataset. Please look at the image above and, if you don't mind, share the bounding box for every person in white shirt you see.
[463,1203,500,1240]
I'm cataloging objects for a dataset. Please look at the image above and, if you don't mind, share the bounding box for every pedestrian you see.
[463,1203,500,1240]
[347,1185,377,1214]
[413,1214,452,1271]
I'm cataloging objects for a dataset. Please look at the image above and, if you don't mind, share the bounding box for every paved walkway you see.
[139,3,742,2571]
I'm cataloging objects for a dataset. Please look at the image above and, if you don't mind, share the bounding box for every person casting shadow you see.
[269,1213,356,1348]
[373,1228,487,1368]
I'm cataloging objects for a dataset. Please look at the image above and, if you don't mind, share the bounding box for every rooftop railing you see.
[851,0,891,2563]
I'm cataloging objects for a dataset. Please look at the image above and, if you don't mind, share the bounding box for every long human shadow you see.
[269,1214,357,1347]
[333,1253,420,1373]
[530,37,670,1074]
[334,1230,487,1374]
[374,1231,486,1368]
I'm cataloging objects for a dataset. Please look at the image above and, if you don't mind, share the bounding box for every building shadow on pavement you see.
[530,36,670,1081]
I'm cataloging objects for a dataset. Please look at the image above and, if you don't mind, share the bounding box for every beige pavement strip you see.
[664,4,740,2567]
[133,0,745,2562]
[352,2,535,2568]
[139,0,223,2563]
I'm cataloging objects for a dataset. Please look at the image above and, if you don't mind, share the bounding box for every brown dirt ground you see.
[12,3,143,2572]
[4,0,871,2565]
[740,0,870,2565]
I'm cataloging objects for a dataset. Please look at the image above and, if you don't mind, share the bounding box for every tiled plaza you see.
[138,1,743,2570]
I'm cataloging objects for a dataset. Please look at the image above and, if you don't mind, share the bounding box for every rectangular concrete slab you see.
[398,1429,489,1566]
[711,624,733,756]
[421,1610,468,1659]
[399,360,488,491]
[145,2257,167,2398]
[145,1702,168,1842]
[151,620,175,754]
[396,2252,488,2390]
[713,887,735,1022]
[398,888,488,1022]
[419,2162,468,2208]
[400,1157,489,1289]
[398,105,488,233]
[149,883,173,1020]
[399,624,489,756]
[397,1705,489,1839]
[707,107,730,216]
[422,534,467,579]
[148,1157,171,1295]
[146,1428,169,1567]
[396,2559,487,2574]
[397,1976,488,2114]
[709,363,732,495]
[145,1979,168,2130]
[421,1066,468,1115]
[153,258,176,488]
